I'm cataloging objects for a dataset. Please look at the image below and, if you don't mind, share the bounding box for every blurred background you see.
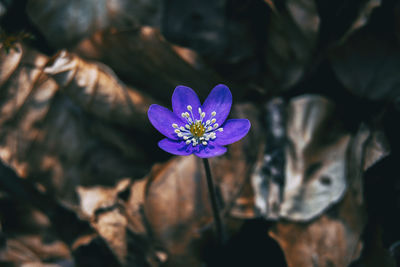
[1,0,400,266]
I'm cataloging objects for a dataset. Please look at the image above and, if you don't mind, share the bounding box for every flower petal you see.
[158,138,194,156]
[214,119,251,146]
[172,85,201,120]
[148,104,182,140]
[194,143,227,158]
[201,84,232,125]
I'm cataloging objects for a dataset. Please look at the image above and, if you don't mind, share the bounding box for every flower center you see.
[172,105,224,147]
[190,121,205,137]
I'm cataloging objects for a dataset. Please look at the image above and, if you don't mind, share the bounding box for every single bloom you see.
[147,84,251,158]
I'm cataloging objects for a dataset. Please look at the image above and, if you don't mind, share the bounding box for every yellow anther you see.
[190,121,205,137]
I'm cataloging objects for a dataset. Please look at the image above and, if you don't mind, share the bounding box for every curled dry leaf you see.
[44,50,154,132]
[263,0,319,91]
[281,95,350,221]
[251,95,389,222]
[77,179,160,266]
[269,123,389,266]
[159,0,270,85]
[73,27,222,102]
[26,0,161,48]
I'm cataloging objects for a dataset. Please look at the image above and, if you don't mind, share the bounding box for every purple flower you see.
[148,84,251,158]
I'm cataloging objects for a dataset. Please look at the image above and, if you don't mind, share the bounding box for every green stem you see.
[202,158,225,245]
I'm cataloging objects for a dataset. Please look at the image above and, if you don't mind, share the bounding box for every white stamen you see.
[174,129,180,133]
[185,124,190,129]
[206,120,210,125]
[186,140,191,144]
[218,128,223,132]
[187,105,192,111]
[178,133,183,137]
[211,135,217,139]
[213,123,219,128]
[198,107,202,114]
[211,111,216,116]
[180,126,185,131]
[211,118,216,124]
[172,123,178,128]
[181,113,186,118]
[202,141,207,145]
[201,112,205,118]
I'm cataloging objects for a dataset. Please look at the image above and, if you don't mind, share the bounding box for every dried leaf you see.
[281,95,350,221]
[330,26,400,101]
[73,27,222,102]
[252,95,390,221]
[77,179,170,266]
[26,0,161,48]
[44,50,154,132]
[160,0,269,84]
[269,124,378,266]
[263,0,319,90]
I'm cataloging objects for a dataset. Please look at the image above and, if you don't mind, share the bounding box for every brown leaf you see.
[26,0,161,48]
[268,121,390,266]
[269,128,363,266]
[77,179,167,266]
[281,95,350,221]
[44,50,154,132]
[263,0,319,91]
[252,96,390,221]
[73,27,222,102]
